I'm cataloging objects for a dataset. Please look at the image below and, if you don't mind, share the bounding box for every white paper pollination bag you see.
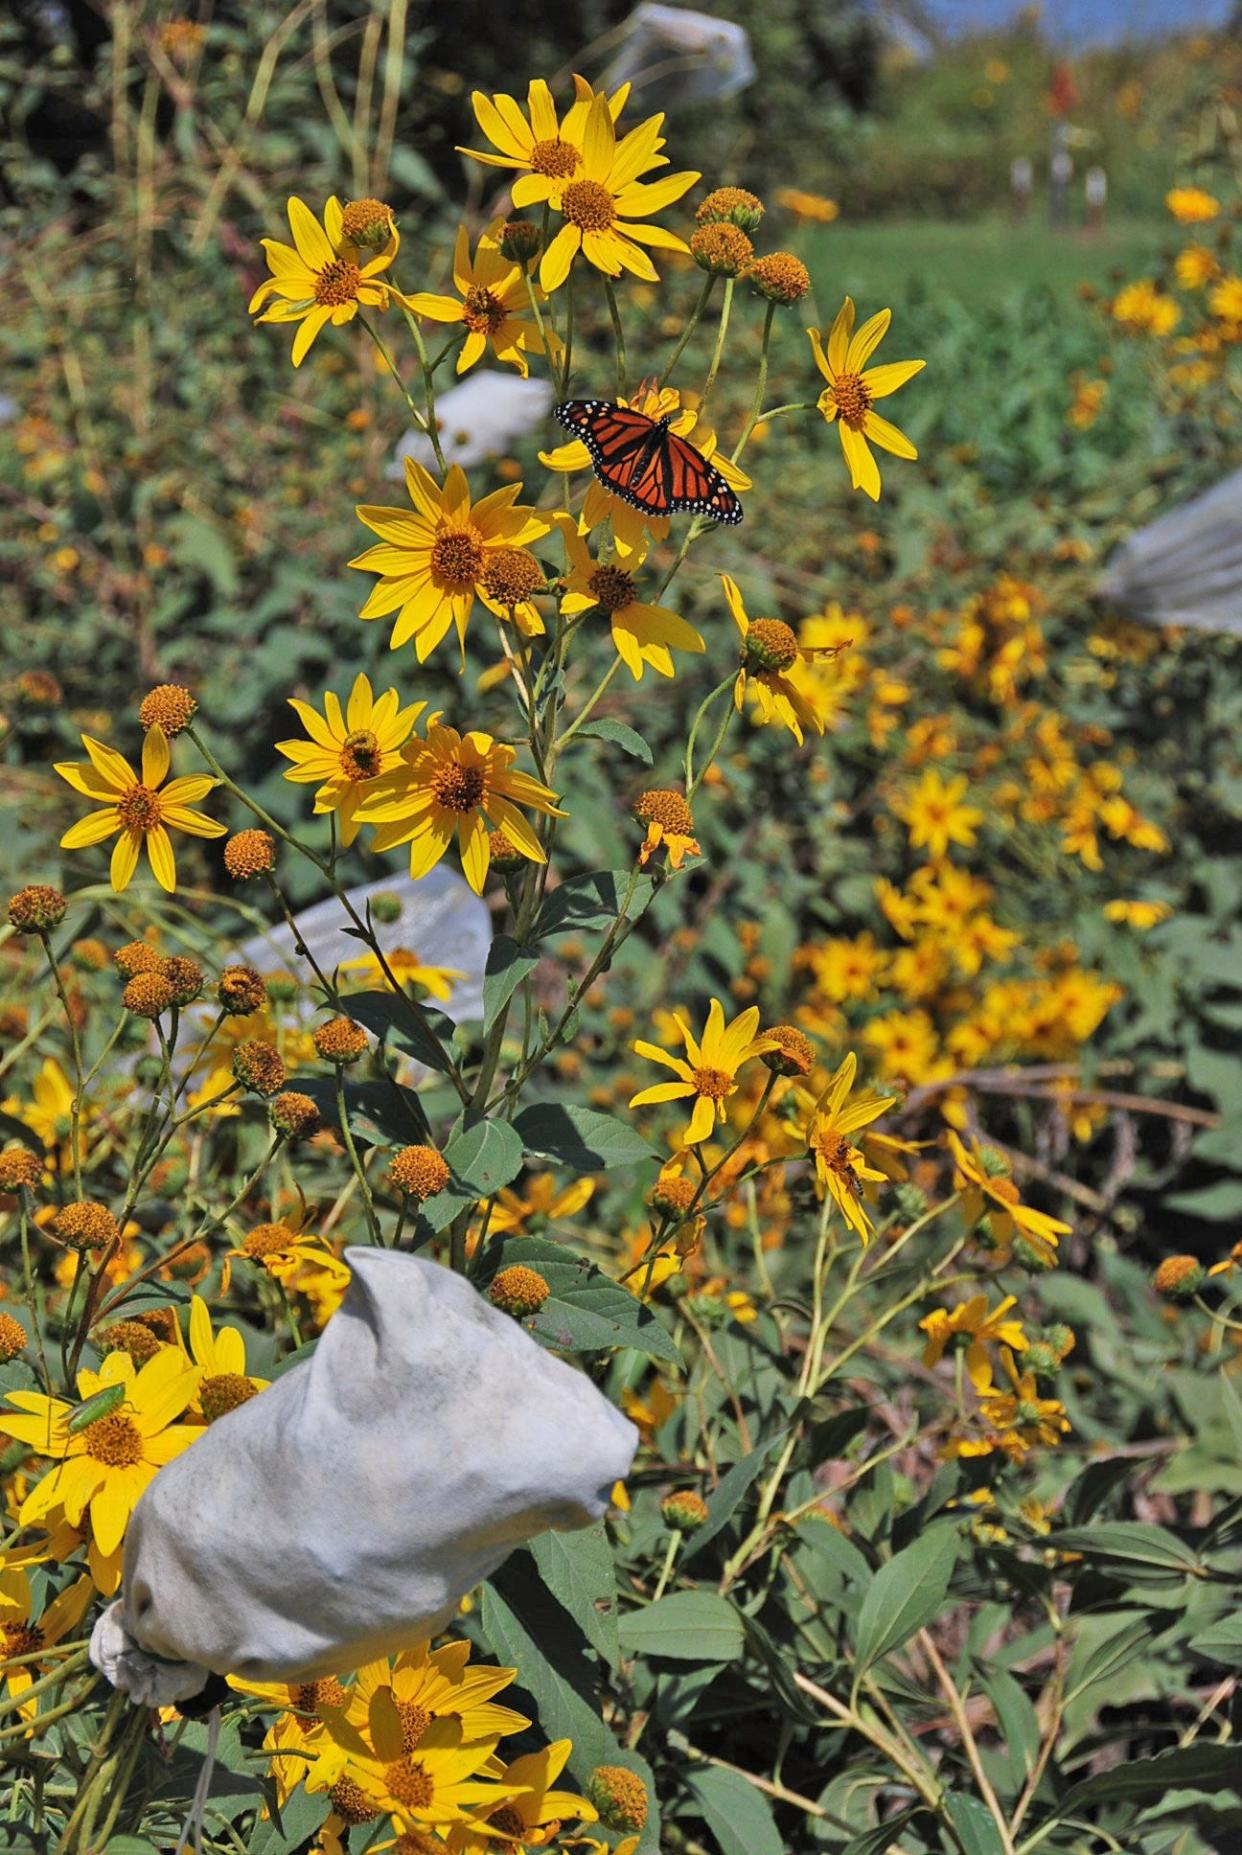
[90,1251,637,1704]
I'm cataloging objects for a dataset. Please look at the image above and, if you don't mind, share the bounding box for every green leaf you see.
[573,718,654,764]
[683,1766,784,1855]
[944,1793,1008,1855]
[482,1236,680,1362]
[534,869,653,938]
[978,1668,1040,1793]
[618,1590,745,1664]
[1221,1372,1242,1460]
[340,989,460,1074]
[1165,1180,1242,1221]
[295,1076,429,1149]
[1066,1615,1159,1700]
[484,937,539,1036]
[422,1117,526,1233]
[852,1523,959,1675]
[1058,1743,1242,1811]
[529,1522,619,1669]
[1189,1615,1242,1664]
[1050,1522,1199,1582]
[515,1102,657,1171]
[245,1788,328,1855]
[681,1431,791,1564]
[482,1556,607,1775]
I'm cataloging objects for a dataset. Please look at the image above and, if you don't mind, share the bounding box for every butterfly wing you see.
[552,400,744,525]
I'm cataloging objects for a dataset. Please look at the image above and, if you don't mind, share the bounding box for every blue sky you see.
[920,0,1231,43]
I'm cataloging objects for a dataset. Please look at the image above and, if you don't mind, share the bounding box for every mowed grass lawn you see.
[799,214,1167,311]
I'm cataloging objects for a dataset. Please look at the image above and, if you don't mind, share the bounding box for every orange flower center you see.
[290,1677,347,1718]
[562,178,616,231]
[200,1372,258,1422]
[339,728,382,782]
[589,564,636,612]
[531,137,580,179]
[462,284,506,334]
[329,1777,380,1825]
[397,1698,431,1752]
[832,372,872,429]
[489,1806,527,1841]
[745,618,799,672]
[383,1758,434,1811]
[988,1177,1021,1205]
[1,1620,44,1658]
[314,258,363,306]
[432,760,487,813]
[813,1127,860,1187]
[430,523,485,590]
[117,784,163,831]
[692,1066,732,1101]
[82,1411,144,1466]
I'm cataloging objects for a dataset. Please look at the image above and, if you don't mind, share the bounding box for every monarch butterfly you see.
[553,399,744,525]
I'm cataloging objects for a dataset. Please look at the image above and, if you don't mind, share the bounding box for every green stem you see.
[360,311,445,471]
[699,276,734,410]
[38,931,84,1196]
[334,1065,381,1244]
[682,675,736,792]
[660,274,714,386]
[604,276,627,397]
[554,655,626,757]
[651,1529,682,1602]
[731,299,777,466]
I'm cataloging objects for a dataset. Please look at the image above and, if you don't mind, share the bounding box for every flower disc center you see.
[82,1411,144,1466]
[562,178,616,231]
[314,258,363,306]
[117,784,163,831]
[462,285,506,333]
[432,761,487,812]
[589,564,636,612]
[531,137,580,179]
[832,372,872,429]
[339,728,382,781]
[430,524,485,590]
[692,1066,732,1101]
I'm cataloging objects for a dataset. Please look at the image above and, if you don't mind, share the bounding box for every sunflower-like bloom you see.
[182,1293,269,1420]
[721,574,847,745]
[356,715,563,895]
[446,1740,597,1852]
[403,220,555,378]
[975,1347,1071,1456]
[556,516,704,679]
[350,459,549,665]
[537,94,699,291]
[486,1171,595,1235]
[276,672,424,847]
[946,1130,1071,1265]
[458,75,636,210]
[919,1294,1028,1391]
[344,1639,530,1748]
[55,726,225,894]
[801,1053,897,1244]
[249,197,398,367]
[630,1000,776,1146]
[894,767,984,861]
[5,1348,199,1558]
[0,1559,93,1719]
[809,298,924,503]
[338,945,465,1003]
[306,1688,521,1832]
[541,383,749,559]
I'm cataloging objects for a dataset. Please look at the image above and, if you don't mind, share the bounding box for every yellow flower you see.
[249,196,397,367]
[721,574,846,745]
[630,999,776,1145]
[356,714,563,894]
[919,1294,1028,1390]
[0,1560,93,1719]
[1166,185,1219,223]
[1103,898,1173,929]
[338,945,465,1003]
[486,1172,595,1235]
[446,1740,596,1852]
[2,1058,96,1173]
[345,1639,529,1749]
[350,459,549,665]
[809,298,924,502]
[277,672,424,847]
[894,768,983,860]
[182,1294,269,1420]
[1209,274,1242,322]
[542,383,749,560]
[556,515,704,678]
[308,1688,518,1831]
[802,1052,896,1243]
[1175,244,1219,289]
[1111,278,1180,335]
[403,220,555,377]
[775,187,839,222]
[458,75,633,209]
[6,1348,199,1558]
[537,93,698,290]
[946,1129,1071,1263]
[975,1348,1071,1456]
[55,726,225,893]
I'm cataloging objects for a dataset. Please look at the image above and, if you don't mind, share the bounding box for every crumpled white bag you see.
[604,4,756,109]
[90,1252,636,1698]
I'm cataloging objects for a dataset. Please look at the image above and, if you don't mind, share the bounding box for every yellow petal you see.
[141,724,170,788]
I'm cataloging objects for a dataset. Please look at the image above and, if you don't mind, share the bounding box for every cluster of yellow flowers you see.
[1108,181,1242,397]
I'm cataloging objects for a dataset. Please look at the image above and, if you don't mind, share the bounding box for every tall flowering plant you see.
[3,66,1230,1855]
